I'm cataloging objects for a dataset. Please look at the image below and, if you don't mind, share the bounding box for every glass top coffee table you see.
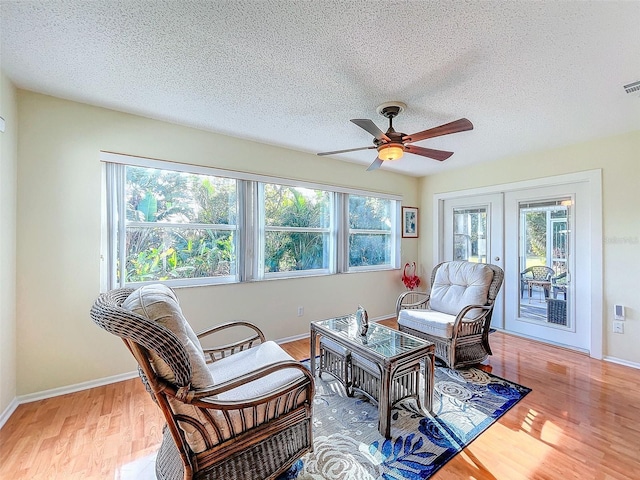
[310,314,435,438]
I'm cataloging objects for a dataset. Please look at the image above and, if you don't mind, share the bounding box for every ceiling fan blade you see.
[351,119,391,142]
[317,145,377,156]
[403,118,473,144]
[404,145,454,162]
[366,157,384,171]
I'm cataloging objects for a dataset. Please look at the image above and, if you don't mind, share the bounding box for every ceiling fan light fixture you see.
[378,144,404,161]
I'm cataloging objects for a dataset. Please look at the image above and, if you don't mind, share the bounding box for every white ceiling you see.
[1,1,639,177]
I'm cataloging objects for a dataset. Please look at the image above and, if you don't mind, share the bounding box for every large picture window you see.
[103,153,400,289]
[107,163,238,287]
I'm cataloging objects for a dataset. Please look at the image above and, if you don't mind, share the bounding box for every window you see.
[348,195,396,270]
[103,153,400,289]
[259,184,333,277]
[107,163,238,288]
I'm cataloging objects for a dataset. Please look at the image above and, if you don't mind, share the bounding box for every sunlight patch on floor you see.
[454,416,560,479]
[114,452,156,480]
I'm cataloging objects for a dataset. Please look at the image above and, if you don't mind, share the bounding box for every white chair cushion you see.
[398,308,456,338]
[124,286,307,455]
[208,340,305,401]
[429,261,493,317]
[122,284,215,389]
[179,341,307,453]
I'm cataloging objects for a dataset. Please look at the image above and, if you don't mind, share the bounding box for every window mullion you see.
[264,226,330,233]
[329,192,337,274]
[394,200,401,268]
[349,229,391,235]
[240,180,257,282]
[337,193,348,273]
[116,165,126,288]
[256,183,266,280]
[126,221,237,230]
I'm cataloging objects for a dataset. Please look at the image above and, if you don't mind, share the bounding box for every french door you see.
[442,194,504,328]
[436,172,601,355]
[504,183,590,351]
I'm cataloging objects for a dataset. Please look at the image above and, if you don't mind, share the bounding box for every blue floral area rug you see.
[280,361,530,480]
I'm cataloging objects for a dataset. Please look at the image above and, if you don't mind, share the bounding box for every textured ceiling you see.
[1,0,639,177]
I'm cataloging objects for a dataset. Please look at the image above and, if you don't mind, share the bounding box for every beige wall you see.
[0,72,18,413]
[9,87,638,399]
[419,130,640,364]
[15,90,419,396]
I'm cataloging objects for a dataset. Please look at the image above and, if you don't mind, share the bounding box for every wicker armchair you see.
[396,261,504,369]
[90,285,313,480]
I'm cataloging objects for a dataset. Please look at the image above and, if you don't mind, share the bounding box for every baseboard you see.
[603,356,640,370]
[16,370,138,405]
[276,332,309,344]
[0,397,19,430]
[4,315,399,427]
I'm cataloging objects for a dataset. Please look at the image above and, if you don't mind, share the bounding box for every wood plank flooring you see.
[1,318,639,479]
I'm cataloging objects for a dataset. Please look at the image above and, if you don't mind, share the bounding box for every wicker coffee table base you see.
[316,335,433,438]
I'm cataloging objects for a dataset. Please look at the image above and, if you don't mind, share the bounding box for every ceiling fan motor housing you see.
[380,105,401,119]
[376,102,407,158]
[376,101,406,119]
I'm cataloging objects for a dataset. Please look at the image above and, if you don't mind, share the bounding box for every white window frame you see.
[257,183,335,279]
[103,158,240,289]
[101,151,401,290]
[345,194,400,273]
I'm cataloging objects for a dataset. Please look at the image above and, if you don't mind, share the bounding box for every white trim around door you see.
[433,169,603,359]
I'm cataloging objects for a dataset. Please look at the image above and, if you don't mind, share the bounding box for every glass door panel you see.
[453,207,488,263]
[442,194,503,328]
[518,198,571,327]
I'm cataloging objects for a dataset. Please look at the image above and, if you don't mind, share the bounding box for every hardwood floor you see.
[1,319,639,479]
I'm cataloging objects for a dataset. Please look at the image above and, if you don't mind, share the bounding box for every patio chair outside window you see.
[520,265,555,300]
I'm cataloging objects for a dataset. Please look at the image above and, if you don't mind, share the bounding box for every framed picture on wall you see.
[402,206,419,238]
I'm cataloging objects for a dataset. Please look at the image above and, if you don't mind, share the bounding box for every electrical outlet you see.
[613,321,624,334]
[297,306,304,317]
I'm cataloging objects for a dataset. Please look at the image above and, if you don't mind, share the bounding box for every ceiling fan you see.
[318,102,473,171]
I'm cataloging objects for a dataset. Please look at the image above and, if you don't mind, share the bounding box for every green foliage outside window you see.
[349,233,391,266]
[349,195,392,267]
[123,167,237,282]
[525,211,547,258]
[116,165,397,284]
[263,185,330,273]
